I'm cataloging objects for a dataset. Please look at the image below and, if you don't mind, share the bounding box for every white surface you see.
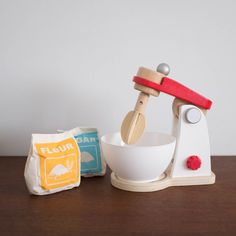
[101,132,176,182]
[0,0,236,155]
[171,105,211,177]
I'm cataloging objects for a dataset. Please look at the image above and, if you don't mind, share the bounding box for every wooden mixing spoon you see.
[121,63,170,144]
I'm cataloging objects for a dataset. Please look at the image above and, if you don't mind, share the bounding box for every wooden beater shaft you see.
[121,65,168,144]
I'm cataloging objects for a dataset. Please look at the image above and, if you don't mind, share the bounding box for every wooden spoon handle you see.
[134,92,149,114]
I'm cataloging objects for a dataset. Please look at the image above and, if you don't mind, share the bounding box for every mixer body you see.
[170,104,212,178]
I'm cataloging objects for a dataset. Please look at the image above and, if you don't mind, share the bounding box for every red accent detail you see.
[186,156,202,170]
[133,76,212,110]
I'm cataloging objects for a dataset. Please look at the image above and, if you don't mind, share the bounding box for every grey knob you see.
[185,108,201,124]
[156,63,170,75]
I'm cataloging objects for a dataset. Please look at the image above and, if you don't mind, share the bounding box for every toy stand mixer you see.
[101,63,215,192]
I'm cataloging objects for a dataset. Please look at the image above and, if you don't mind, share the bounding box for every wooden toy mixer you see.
[101,63,215,192]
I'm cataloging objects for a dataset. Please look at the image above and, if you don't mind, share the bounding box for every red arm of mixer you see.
[133,76,212,110]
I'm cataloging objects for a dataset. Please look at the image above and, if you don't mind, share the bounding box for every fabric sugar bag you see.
[24,132,81,195]
[58,127,106,177]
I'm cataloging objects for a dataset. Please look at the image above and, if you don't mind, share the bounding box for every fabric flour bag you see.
[24,132,81,195]
[58,127,106,177]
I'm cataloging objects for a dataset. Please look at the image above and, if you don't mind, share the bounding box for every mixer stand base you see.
[111,172,215,192]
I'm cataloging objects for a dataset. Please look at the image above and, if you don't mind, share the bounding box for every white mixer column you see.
[170,104,212,178]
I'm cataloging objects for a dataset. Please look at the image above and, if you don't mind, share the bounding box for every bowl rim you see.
[101,131,176,149]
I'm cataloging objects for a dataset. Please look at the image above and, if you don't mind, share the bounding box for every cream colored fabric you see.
[24,132,80,195]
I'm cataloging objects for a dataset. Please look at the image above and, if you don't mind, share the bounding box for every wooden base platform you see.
[111,171,216,192]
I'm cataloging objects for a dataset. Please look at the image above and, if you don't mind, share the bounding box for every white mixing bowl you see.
[101,132,176,182]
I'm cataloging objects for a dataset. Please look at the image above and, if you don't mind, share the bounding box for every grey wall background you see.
[0,0,235,155]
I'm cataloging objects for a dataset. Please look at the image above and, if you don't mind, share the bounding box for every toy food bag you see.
[58,127,106,177]
[24,132,81,195]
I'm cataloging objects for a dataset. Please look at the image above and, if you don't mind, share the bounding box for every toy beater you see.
[117,63,215,191]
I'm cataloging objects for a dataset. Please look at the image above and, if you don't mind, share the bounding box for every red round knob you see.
[186,156,201,170]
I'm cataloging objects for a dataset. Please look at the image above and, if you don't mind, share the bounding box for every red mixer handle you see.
[133,76,212,110]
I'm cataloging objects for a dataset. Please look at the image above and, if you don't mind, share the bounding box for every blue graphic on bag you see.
[74,132,102,175]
